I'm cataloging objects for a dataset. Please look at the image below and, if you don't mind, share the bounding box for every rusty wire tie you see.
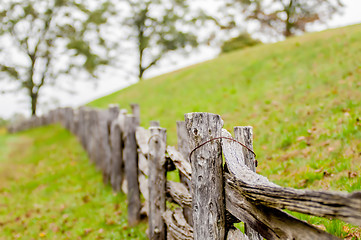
[189,137,257,164]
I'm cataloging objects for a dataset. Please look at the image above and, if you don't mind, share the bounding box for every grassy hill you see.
[90,24,361,191]
[1,24,361,239]
[89,24,361,237]
[0,126,147,239]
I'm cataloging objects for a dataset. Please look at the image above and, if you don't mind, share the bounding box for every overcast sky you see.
[0,0,361,119]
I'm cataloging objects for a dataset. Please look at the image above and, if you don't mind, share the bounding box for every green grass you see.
[0,126,147,240]
[89,24,361,237]
[2,24,361,239]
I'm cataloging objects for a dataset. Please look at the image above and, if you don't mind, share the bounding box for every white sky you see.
[0,0,360,119]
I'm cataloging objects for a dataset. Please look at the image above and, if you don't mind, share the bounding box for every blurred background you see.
[0,0,360,121]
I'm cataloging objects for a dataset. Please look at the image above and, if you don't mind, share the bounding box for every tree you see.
[123,0,207,80]
[0,0,115,116]
[226,0,344,37]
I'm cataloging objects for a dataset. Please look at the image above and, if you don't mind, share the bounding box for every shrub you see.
[221,33,261,53]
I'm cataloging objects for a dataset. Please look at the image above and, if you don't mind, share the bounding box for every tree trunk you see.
[138,65,145,80]
[138,29,145,81]
[31,92,38,116]
[138,51,145,81]
[284,20,293,37]
[284,0,294,37]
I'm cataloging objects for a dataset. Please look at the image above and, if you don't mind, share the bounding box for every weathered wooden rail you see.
[8,105,361,240]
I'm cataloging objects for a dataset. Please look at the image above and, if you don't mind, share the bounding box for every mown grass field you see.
[89,24,361,237]
[0,126,147,239]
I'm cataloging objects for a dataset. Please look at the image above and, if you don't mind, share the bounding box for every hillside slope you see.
[0,126,147,239]
[90,24,361,192]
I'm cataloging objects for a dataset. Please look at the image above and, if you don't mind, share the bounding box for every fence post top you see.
[184,112,221,118]
[149,126,166,131]
[149,127,167,145]
[108,103,119,108]
[234,126,253,130]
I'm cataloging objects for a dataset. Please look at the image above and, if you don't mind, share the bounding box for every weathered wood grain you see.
[71,110,79,135]
[168,126,343,239]
[185,112,226,240]
[136,127,151,155]
[122,178,128,194]
[108,104,120,120]
[103,106,119,184]
[98,110,113,184]
[166,146,191,181]
[222,135,361,226]
[139,173,149,216]
[87,109,99,164]
[91,109,103,168]
[176,121,191,158]
[139,173,149,201]
[110,110,127,192]
[234,127,256,172]
[84,108,93,155]
[131,103,140,126]
[163,209,193,240]
[166,181,192,208]
[110,122,123,192]
[138,152,149,176]
[124,114,141,226]
[176,121,193,226]
[234,127,262,240]
[227,227,249,240]
[78,107,89,151]
[232,177,361,226]
[63,107,74,131]
[148,127,167,240]
[222,129,246,173]
[225,174,339,240]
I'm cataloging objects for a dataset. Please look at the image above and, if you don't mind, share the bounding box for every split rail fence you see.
[8,104,361,240]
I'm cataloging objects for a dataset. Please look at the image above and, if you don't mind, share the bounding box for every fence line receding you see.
[8,104,361,240]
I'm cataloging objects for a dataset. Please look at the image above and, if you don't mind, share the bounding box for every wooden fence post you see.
[185,112,226,240]
[148,127,167,240]
[63,107,74,131]
[110,110,127,192]
[108,104,120,120]
[131,103,140,126]
[88,109,99,164]
[71,110,79,135]
[234,126,262,240]
[95,109,112,185]
[124,114,141,226]
[78,107,88,150]
[102,105,119,185]
[94,110,103,167]
[176,121,193,227]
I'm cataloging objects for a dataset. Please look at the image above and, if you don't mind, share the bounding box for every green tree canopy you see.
[0,0,115,115]
[122,0,217,80]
